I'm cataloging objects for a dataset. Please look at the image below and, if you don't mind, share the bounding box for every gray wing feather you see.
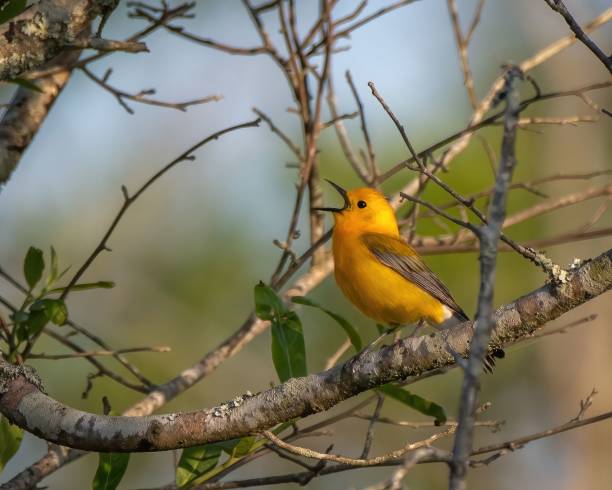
[365,236,468,320]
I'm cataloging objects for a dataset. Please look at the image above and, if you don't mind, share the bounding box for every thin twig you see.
[326,73,370,183]
[262,428,454,467]
[446,0,483,108]
[531,314,598,339]
[42,329,149,393]
[81,66,221,114]
[29,345,171,360]
[543,0,612,73]
[346,70,379,182]
[253,107,302,158]
[368,81,423,168]
[352,414,503,432]
[361,393,385,458]
[324,338,352,370]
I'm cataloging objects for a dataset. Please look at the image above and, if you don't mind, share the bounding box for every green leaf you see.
[23,309,47,338]
[229,436,256,458]
[254,283,307,382]
[8,77,43,93]
[0,0,27,26]
[176,444,222,487]
[10,311,28,324]
[190,425,292,485]
[30,298,68,326]
[292,296,362,351]
[49,281,115,294]
[92,453,130,490]
[0,416,23,475]
[23,246,44,290]
[11,311,33,342]
[254,281,285,321]
[378,384,447,425]
[271,311,307,382]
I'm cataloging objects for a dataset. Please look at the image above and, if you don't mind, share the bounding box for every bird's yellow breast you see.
[332,229,447,325]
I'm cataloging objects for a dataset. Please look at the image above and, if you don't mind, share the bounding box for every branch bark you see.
[0,0,118,81]
[543,0,612,73]
[0,50,80,188]
[1,248,610,453]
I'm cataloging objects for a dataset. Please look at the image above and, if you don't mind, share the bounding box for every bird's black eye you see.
[357,200,367,209]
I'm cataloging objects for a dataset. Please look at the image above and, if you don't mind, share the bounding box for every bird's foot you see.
[364,325,401,351]
[409,319,428,337]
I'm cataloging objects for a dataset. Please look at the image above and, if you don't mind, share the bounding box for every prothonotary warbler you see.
[315,180,469,327]
[315,180,505,369]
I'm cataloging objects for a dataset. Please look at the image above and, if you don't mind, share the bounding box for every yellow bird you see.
[316,180,468,327]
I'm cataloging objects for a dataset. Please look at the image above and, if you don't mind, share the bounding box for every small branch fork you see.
[81,66,222,114]
[446,0,485,108]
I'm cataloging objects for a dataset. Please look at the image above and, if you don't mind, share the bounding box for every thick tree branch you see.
[0,0,120,81]
[1,248,610,452]
[0,50,80,188]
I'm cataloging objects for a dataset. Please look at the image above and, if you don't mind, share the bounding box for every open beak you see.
[313,180,350,213]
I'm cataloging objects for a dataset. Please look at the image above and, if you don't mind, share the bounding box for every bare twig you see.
[42,328,150,394]
[470,409,612,462]
[361,394,385,458]
[81,66,222,114]
[262,428,454,467]
[543,0,612,73]
[516,115,599,126]
[305,1,422,56]
[504,184,612,228]
[324,338,352,370]
[415,226,612,255]
[326,73,370,183]
[368,81,423,168]
[571,388,598,422]
[346,70,379,182]
[352,414,503,432]
[29,345,171,360]
[253,107,303,158]
[446,0,484,108]
[531,314,598,339]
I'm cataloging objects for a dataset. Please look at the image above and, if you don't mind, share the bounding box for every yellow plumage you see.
[317,183,467,327]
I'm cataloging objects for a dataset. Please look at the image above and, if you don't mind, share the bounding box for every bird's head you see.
[314,180,399,236]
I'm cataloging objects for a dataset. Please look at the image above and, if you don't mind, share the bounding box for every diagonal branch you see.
[1,248,610,452]
[543,0,612,73]
[0,50,80,189]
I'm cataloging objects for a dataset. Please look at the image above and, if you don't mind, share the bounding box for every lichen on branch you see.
[0,248,610,453]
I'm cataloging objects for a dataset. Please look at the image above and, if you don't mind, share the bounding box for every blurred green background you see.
[0,0,611,488]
